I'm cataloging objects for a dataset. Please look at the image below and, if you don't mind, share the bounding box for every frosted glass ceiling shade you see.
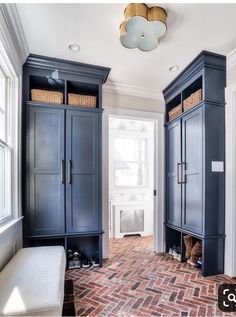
[120,3,167,52]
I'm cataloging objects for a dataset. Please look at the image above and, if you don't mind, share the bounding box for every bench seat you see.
[0,246,66,316]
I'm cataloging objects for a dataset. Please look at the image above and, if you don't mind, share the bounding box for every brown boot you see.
[183,235,194,259]
[187,241,202,267]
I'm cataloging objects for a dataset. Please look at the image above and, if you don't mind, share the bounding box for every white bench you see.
[0,246,66,316]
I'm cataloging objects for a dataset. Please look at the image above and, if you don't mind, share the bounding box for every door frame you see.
[225,82,236,277]
[102,107,165,258]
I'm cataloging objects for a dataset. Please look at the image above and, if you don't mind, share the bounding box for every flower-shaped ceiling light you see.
[120,3,167,52]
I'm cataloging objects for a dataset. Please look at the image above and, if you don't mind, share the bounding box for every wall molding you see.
[103,81,164,101]
[225,82,236,277]
[227,48,236,70]
[0,3,28,65]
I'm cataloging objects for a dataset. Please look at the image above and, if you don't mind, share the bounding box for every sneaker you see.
[197,257,202,266]
[173,246,181,260]
[169,245,176,256]
[82,257,91,268]
[89,256,99,267]
[68,249,74,270]
[73,251,82,269]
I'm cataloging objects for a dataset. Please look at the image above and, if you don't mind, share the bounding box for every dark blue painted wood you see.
[166,120,182,227]
[23,54,108,268]
[163,51,226,276]
[27,106,65,235]
[204,104,225,236]
[181,107,203,235]
[163,51,226,103]
[66,110,99,233]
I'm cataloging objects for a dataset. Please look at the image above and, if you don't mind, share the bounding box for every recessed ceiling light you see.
[169,65,179,72]
[68,43,80,52]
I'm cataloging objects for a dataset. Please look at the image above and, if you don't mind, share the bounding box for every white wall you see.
[103,91,165,113]
[0,219,22,271]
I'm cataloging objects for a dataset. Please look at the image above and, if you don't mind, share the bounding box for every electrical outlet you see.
[211,161,224,172]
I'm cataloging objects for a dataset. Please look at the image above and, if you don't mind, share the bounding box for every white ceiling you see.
[16,3,236,99]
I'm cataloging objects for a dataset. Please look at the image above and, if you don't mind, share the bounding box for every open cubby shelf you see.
[28,74,100,108]
[166,226,203,264]
[24,233,103,269]
[166,76,203,122]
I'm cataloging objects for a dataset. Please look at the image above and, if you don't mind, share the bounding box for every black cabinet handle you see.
[60,160,65,184]
[67,160,72,184]
[177,163,182,184]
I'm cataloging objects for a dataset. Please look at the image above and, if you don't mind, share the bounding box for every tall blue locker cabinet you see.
[163,51,226,276]
[22,55,110,267]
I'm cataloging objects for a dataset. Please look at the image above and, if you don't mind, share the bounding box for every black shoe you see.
[89,256,99,267]
[82,257,91,268]
[73,251,82,269]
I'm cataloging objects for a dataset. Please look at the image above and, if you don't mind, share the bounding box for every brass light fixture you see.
[120,3,167,52]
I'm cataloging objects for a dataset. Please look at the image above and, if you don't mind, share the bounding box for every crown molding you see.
[1,4,28,65]
[227,48,236,70]
[103,81,164,101]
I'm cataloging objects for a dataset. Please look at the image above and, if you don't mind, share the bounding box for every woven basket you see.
[168,104,182,121]
[31,89,63,104]
[183,89,202,112]
[68,93,97,108]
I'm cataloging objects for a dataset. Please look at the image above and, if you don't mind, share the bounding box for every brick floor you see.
[65,235,235,316]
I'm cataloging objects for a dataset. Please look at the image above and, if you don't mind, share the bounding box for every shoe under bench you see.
[165,224,225,277]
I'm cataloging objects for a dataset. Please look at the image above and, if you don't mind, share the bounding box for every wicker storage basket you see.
[168,104,182,121]
[183,89,202,112]
[68,93,97,108]
[31,89,63,104]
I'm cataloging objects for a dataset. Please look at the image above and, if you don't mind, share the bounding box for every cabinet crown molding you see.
[163,50,226,100]
[24,54,111,84]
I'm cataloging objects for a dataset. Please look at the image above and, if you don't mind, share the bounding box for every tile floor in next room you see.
[65,236,235,316]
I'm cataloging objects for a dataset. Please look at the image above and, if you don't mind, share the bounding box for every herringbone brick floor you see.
[65,236,235,316]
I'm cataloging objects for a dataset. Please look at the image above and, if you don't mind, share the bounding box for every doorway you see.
[102,108,165,259]
[109,116,154,241]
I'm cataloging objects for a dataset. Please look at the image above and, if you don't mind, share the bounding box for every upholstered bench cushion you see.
[0,246,66,316]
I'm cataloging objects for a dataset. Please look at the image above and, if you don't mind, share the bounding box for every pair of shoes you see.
[68,250,82,269]
[169,245,181,261]
[184,237,202,267]
[89,256,100,267]
[67,250,100,269]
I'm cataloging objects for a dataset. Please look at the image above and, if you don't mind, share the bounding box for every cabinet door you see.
[182,107,203,234]
[166,120,182,227]
[66,110,99,233]
[27,107,65,235]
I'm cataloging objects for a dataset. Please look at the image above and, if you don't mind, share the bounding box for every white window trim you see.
[0,8,22,227]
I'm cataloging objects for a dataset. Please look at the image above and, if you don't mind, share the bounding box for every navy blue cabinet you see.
[163,51,226,276]
[23,55,110,267]
[27,107,65,235]
[66,110,100,233]
[166,120,182,228]
[182,107,203,235]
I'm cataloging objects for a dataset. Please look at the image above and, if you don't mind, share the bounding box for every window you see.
[113,137,148,187]
[0,58,15,223]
